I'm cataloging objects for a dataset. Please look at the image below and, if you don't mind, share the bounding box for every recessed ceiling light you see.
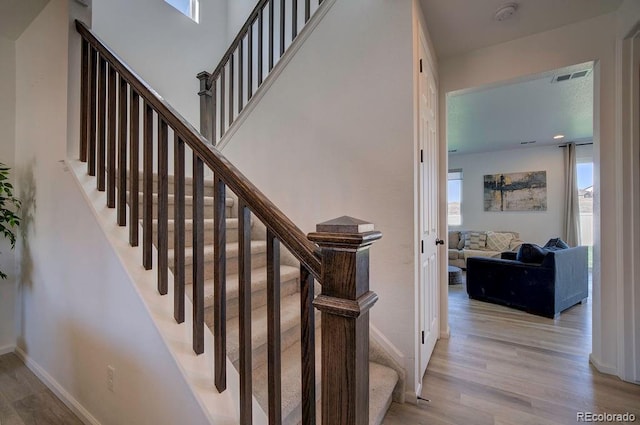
[494,3,518,21]
[553,134,565,140]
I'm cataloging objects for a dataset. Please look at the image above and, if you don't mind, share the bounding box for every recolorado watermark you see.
[577,412,637,422]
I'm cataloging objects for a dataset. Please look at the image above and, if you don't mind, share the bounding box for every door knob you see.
[435,239,445,246]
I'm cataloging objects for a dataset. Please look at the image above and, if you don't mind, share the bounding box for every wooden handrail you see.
[207,0,271,85]
[75,20,322,280]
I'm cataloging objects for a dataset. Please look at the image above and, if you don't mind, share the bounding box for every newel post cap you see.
[308,216,382,249]
[196,71,212,95]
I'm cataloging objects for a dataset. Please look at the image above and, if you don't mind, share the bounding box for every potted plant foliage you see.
[0,163,20,279]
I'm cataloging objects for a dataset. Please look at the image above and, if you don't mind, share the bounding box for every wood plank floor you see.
[382,274,640,424]
[0,353,82,425]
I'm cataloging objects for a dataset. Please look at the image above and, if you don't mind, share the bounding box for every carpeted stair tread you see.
[367,362,399,425]
[253,331,322,425]
[167,240,267,266]
[225,292,309,366]
[133,192,233,207]
[196,265,299,308]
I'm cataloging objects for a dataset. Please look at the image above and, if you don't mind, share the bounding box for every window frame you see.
[165,0,200,23]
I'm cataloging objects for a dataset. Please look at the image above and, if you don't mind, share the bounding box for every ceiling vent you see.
[552,69,591,83]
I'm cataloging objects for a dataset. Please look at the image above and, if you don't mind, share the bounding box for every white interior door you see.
[418,31,439,381]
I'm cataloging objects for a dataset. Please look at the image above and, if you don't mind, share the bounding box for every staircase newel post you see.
[197,71,214,144]
[308,216,382,425]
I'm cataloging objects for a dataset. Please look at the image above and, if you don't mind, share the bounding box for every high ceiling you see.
[447,62,594,155]
[0,0,50,40]
[419,0,616,155]
[420,0,622,59]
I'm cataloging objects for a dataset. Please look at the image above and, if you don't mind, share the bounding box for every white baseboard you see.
[440,325,451,339]
[589,353,618,376]
[0,344,16,355]
[14,346,102,425]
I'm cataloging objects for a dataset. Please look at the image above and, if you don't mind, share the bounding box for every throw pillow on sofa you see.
[448,231,460,249]
[544,237,570,250]
[486,231,513,252]
[464,231,487,250]
[516,243,547,263]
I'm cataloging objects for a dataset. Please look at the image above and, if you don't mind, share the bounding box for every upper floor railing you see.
[198,0,329,145]
[76,19,380,425]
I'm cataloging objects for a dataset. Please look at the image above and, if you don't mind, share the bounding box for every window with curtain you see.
[165,0,199,22]
[448,169,463,226]
[577,161,593,246]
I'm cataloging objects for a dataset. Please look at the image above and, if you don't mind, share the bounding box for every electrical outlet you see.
[107,365,115,392]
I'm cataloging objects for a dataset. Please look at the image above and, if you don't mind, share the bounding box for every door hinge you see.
[420,149,424,163]
[421,331,425,344]
[421,240,424,253]
[419,59,423,73]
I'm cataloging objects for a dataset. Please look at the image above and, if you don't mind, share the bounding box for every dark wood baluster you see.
[229,54,234,127]
[213,176,227,391]
[269,0,274,71]
[292,0,298,40]
[247,24,253,101]
[142,102,153,270]
[157,118,169,295]
[129,91,140,246]
[192,154,205,354]
[305,0,310,23]
[117,75,128,226]
[238,199,252,424]
[173,134,185,323]
[238,39,244,113]
[267,229,282,424]
[258,7,264,86]
[107,65,117,208]
[220,67,225,137]
[300,265,316,425]
[97,55,107,191]
[80,38,89,162]
[88,47,97,176]
[280,0,286,56]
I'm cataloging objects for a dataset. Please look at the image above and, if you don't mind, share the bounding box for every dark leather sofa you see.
[466,245,589,318]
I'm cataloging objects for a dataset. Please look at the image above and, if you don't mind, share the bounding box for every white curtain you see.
[563,142,581,246]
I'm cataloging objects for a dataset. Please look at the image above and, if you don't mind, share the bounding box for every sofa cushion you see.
[448,231,460,249]
[516,243,547,264]
[486,231,514,252]
[544,237,570,250]
[464,231,487,250]
[448,249,461,260]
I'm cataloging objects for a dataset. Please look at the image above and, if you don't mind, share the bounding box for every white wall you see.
[222,0,420,391]
[92,0,228,130]
[13,1,214,423]
[226,0,254,42]
[439,8,639,381]
[448,146,565,246]
[0,34,17,353]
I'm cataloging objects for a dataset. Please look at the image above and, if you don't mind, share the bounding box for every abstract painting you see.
[484,171,547,212]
